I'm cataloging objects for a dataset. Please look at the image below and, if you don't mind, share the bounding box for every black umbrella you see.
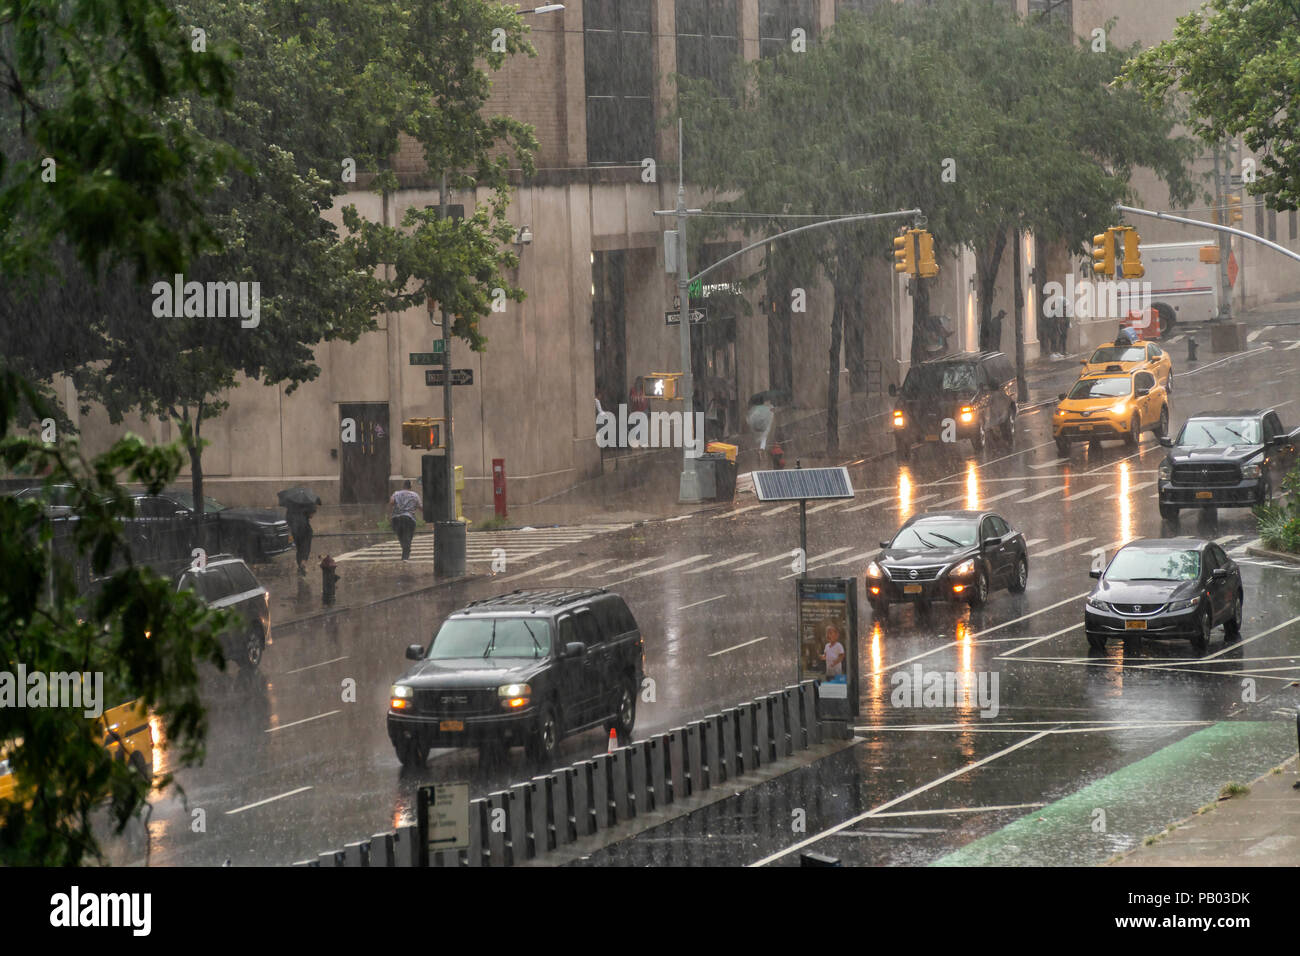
[277,487,321,508]
[748,388,792,407]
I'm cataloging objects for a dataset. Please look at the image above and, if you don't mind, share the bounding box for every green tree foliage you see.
[0,371,231,865]
[1122,0,1300,210]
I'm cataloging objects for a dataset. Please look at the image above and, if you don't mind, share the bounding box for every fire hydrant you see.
[1187,335,1199,362]
[320,554,339,606]
[770,443,786,469]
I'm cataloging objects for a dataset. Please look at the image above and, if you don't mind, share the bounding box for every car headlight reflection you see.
[952,559,976,576]
[1241,463,1261,479]
[1167,598,1198,612]
[1086,595,1108,611]
[499,683,532,709]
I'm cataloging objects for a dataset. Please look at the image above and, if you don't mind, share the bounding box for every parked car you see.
[124,489,292,565]
[1052,369,1168,456]
[866,510,1029,616]
[11,483,77,518]
[1078,341,1173,394]
[1157,409,1300,521]
[1084,538,1242,654]
[387,589,644,767]
[177,555,271,669]
[889,351,1018,460]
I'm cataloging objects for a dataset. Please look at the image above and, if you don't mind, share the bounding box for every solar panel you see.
[752,467,854,501]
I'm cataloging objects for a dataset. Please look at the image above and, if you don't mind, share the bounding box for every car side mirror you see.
[405,644,424,660]
[1135,386,1150,397]
[1211,568,1228,579]
[880,541,891,550]
[1158,437,1173,447]
[1079,359,1087,365]
[1089,569,1101,579]
[1057,393,1066,402]
[564,641,586,659]
[888,384,897,397]
[980,537,996,552]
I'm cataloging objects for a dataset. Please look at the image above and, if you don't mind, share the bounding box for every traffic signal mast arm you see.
[1116,203,1300,267]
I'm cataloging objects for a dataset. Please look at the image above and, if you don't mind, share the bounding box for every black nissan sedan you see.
[866,510,1029,615]
[1084,538,1242,654]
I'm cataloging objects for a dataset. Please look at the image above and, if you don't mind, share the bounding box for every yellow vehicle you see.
[1053,369,1169,457]
[1079,340,1174,395]
[0,699,153,808]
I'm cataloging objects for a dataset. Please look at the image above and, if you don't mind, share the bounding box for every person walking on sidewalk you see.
[389,480,422,560]
[284,499,316,576]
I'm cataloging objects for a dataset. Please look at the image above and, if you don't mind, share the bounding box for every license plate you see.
[925,434,939,441]
[1196,491,1213,499]
[1078,424,1093,431]
[1125,620,1147,630]
[439,720,464,732]
[904,584,923,594]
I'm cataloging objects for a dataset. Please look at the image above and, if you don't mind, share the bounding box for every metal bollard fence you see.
[344,840,370,867]
[591,753,615,827]
[736,702,756,773]
[648,734,668,811]
[569,762,593,837]
[702,714,721,788]
[508,782,534,862]
[628,741,650,816]
[609,747,632,822]
[685,722,705,795]
[393,823,420,867]
[486,790,510,867]
[667,726,688,802]
[467,798,488,867]
[800,680,821,745]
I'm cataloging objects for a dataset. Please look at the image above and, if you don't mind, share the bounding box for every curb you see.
[275,571,485,629]
[1245,545,1300,566]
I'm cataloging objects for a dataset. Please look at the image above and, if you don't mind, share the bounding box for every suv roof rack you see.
[462,588,609,612]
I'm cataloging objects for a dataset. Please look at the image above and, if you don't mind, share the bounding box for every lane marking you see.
[226,786,313,815]
[285,656,350,675]
[686,552,758,574]
[1018,484,1066,503]
[842,494,897,513]
[748,732,1051,867]
[930,439,1057,483]
[968,590,1091,639]
[611,554,712,585]
[266,710,340,733]
[733,552,798,572]
[708,635,769,658]
[677,593,728,611]
[998,623,1084,658]
[779,547,855,579]
[1246,325,1274,343]
[1062,484,1108,502]
[712,505,763,519]
[857,804,1048,818]
[497,559,569,583]
[545,559,614,580]
[1030,458,1070,469]
[1285,341,1300,351]
[1024,537,1047,548]
[1086,537,1135,556]
[806,500,847,514]
[975,487,1026,506]
[822,549,879,566]
[762,504,796,516]
[1199,614,1300,661]
[1031,537,1093,558]
[596,555,662,576]
[1106,480,1156,500]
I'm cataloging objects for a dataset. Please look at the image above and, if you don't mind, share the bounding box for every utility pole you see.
[440,172,455,522]
[1213,144,1232,320]
[674,120,706,503]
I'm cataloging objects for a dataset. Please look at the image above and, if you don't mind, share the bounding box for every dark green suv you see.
[387,589,644,768]
[890,352,1018,460]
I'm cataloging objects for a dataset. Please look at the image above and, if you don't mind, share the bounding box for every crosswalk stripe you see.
[842,494,895,513]
[619,554,712,581]
[544,559,614,580]
[780,547,856,579]
[1165,334,1185,345]
[976,487,1025,506]
[932,492,971,508]
[598,555,663,576]
[713,504,763,519]
[1030,458,1070,469]
[1246,325,1274,343]
[686,552,759,574]
[1024,537,1047,548]
[1018,484,1066,503]
[1032,537,1094,557]
[1106,480,1156,500]
[1285,341,1300,351]
[806,500,848,514]
[821,549,878,566]
[762,504,797,516]
[1062,484,1108,502]
[496,559,570,583]
[1086,537,1135,556]
[733,551,797,572]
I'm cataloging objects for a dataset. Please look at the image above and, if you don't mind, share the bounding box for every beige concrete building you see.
[62,0,1297,513]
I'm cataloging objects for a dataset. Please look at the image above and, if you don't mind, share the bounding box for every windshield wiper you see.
[1199,425,1219,445]
[928,532,963,547]
[1222,425,1246,442]
[522,621,544,659]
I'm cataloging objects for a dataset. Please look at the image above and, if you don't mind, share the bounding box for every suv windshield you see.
[1175,418,1260,447]
[1067,377,1132,400]
[1088,346,1145,364]
[1106,548,1200,582]
[169,491,229,513]
[892,519,978,549]
[427,617,552,660]
[901,363,977,397]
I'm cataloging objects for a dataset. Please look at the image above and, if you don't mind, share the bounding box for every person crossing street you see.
[389,480,422,561]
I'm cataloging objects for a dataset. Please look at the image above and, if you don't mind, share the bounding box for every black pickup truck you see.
[1157,408,1300,520]
[387,589,644,767]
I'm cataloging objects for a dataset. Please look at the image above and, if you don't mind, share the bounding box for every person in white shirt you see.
[389,480,422,560]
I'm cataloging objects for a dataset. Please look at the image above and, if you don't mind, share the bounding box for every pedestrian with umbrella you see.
[278,487,320,577]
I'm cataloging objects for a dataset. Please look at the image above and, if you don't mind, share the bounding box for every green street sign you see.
[688,278,702,298]
[432,339,445,353]
[409,352,446,365]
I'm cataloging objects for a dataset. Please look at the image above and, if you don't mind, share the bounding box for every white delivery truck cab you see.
[1118,241,1223,336]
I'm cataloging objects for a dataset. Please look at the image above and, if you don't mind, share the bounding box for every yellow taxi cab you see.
[1053,369,1169,457]
[1079,340,1174,395]
[0,699,153,810]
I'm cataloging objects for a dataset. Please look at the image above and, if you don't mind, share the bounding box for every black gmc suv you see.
[387,589,644,767]
[889,352,1018,460]
[1157,409,1300,520]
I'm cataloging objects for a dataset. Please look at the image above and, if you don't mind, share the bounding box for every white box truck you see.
[1117,241,1226,336]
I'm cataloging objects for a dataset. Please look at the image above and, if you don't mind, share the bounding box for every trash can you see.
[699,451,734,501]
[433,520,466,578]
[706,443,738,501]
[692,455,718,500]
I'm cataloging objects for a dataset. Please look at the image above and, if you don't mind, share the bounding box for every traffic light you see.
[893,232,916,275]
[1227,193,1243,224]
[1091,229,1116,277]
[645,373,682,400]
[1119,227,1144,279]
[402,417,445,449]
[915,230,939,278]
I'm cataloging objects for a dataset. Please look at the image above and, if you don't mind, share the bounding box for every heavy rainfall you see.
[2,0,1300,880]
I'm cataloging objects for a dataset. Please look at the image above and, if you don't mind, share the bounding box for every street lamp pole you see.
[675,119,707,502]
[440,171,455,525]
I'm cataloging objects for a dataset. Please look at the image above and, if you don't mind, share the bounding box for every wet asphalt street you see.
[107,326,1300,867]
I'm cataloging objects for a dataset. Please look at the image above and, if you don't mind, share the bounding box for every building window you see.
[591,250,628,413]
[584,0,653,165]
[1029,0,1072,28]
[676,0,739,98]
[759,0,813,59]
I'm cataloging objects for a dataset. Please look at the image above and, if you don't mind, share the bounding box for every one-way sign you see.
[425,368,474,386]
[665,309,706,326]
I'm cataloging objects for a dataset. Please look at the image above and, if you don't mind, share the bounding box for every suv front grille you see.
[1171,463,1240,485]
[888,564,943,581]
[414,689,496,716]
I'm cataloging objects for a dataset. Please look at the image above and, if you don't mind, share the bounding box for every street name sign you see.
[665,309,706,326]
[425,368,474,386]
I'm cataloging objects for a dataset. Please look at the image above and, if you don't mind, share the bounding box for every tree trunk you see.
[975,228,1007,352]
[185,404,208,555]
[1012,228,1027,401]
[826,287,844,456]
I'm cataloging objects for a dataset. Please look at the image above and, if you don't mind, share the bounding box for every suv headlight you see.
[952,558,976,576]
[892,411,905,429]
[1086,595,1108,611]
[1241,463,1261,479]
[1054,407,1065,418]
[389,684,413,710]
[866,561,885,579]
[499,683,532,709]
[1167,598,1198,612]
[1158,460,1171,480]
[1110,401,1129,416]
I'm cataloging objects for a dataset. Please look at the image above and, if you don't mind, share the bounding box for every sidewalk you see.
[1108,756,1300,866]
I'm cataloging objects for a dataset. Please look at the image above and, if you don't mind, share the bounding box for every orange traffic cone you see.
[606,728,619,753]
